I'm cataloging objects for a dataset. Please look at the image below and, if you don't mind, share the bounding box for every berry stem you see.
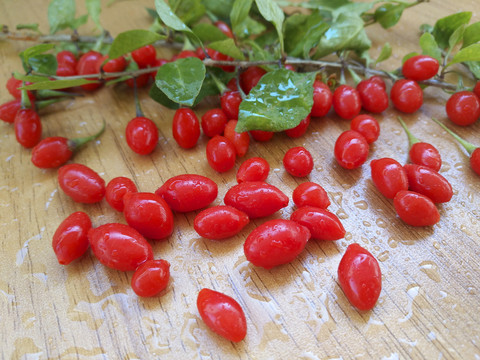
[20,86,31,109]
[397,117,420,147]
[132,77,144,118]
[36,89,83,99]
[36,97,72,110]
[432,117,477,155]
[69,119,106,150]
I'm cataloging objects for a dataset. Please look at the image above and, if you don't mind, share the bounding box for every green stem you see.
[20,86,31,109]
[36,97,72,110]
[36,89,83,99]
[69,119,106,150]
[397,116,420,147]
[431,118,477,155]
[132,77,144,117]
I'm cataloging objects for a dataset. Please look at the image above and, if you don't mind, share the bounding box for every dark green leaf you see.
[192,23,228,43]
[146,7,158,19]
[23,78,98,90]
[48,0,76,34]
[16,23,40,31]
[375,42,392,64]
[168,0,205,26]
[331,2,375,20]
[203,0,235,21]
[86,0,102,30]
[374,3,407,29]
[465,61,480,79]
[230,0,252,37]
[448,44,480,66]
[432,12,472,49]
[28,55,58,75]
[314,13,370,59]
[208,39,245,60]
[449,24,466,49]
[419,33,442,62]
[13,72,50,83]
[420,23,434,34]
[236,69,315,132]
[463,22,480,49]
[255,0,285,53]
[155,57,206,107]
[109,30,163,59]
[149,84,181,109]
[19,44,56,72]
[303,0,350,11]
[284,12,329,58]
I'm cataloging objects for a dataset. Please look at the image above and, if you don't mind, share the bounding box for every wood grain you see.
[1,1,479,359]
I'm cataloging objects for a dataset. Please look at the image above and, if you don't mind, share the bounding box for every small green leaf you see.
[419,33,442,62]
[146,7,158,19]
[236,69,315,132]
[48,0,76,34]
[284,12,329,58]
[69,14,89,30]
[86,0,102,30]
[28,55,58,75]
[230,0,253,38]
[109,30,163,59]
[420,23,434,34]
[374,3,407,29]
[331,2,375,21]
[208,38,245,60]
[432,12,472,50]
[13,72,50,83]
[449,24,466,49]
[155,0,189,32]
[19,44,56,72]
[375,42,392,64]
[462,22,480,49]
[155,57,206,107]
[203,0,235,21]
[448,44,480,66]
[255,0,285,53]
[465,61,480,79]
[149,84,181,109]
[168,0,205,26]
[23,78,98,90]
[192,23,228,43]
[16,23,40,32]
[402,52,418,64]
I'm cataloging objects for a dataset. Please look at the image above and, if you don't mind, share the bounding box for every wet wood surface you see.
[1,1,479,359]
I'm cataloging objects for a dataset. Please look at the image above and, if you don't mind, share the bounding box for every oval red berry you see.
[52,212,92,265]
[194,206,250,240]
[58,163,106,204]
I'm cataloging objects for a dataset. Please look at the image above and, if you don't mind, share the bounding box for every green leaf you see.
[69,14,89,30]
[208,38,245,60]
[236,69,315,132]
[203,0,235,21]
[23,78,98,90]
[146,7,158,19]
[16,23,40,32]
[168,0,205,26]
[419,32,442,62]
[155,57,206,107]
[192,23,228,43]
[86,0,102,30]
[331,2,375,21]
[155,0,190,32]
[432,12,472,49]
[149,84,181,109]
[402,52,418,64]
[448,44,480,66]
[20,44,56,62]
[284,12,329,58]
[375,42,392,64]
[255,0,285,53]
[449,24,466,49]
[13,72,50,83]
[463,22,480,49]
[28,55,58,75]
[314,13,370,59]
[230,0,252,38]
[48,0,76,34]
[374,3,407,29]
[465,61,480,79]
[109,30,163,59]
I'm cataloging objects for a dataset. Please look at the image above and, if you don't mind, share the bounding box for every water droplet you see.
[336,208,349,220]
[398,284,420,323]
[363,220,371,227]
[467,286,477,295]
[388,237,398,248]
[378,251,390,262]
[419,261,441,282]
[354,200,368,210]
[432,241,441,250]
[376,218,387,228]
[330,192,343,205]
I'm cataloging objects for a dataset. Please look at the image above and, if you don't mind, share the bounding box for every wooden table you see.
[1,1,479,359]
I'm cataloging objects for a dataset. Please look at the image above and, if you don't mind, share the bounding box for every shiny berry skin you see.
[291,206,345,241]
[88,223,154,271]
[249,130,273,142]
[197,288,247,342]
[76,51,103,91]
[172,50,200,61]
[194,205,250,240]
[226,78,238,91]
[285,115,310,138]
[6,77,24,99]
[350,114,380,144]
[105,176,138,212]
[221,91,242,119]
[237,157,270,183]
[206,135,236,173]
[403,164,453,203]
[283,146,314,177]
[224,181,289,219]
[155,174,218,212]
[370,158,408,199]
[214,21,234,38]
[311,80,333,117]
[14,108,42,148]
[123,192,174,240]
[393,190,440,226]
[390,79,423,113]
[402,55,439,81]
[334,130,369,169]
[201,108,227,137]
[445,91,480,126]
[240,66,266,94]
[471,148,480,176]
[292,182,330,209]
[409,142,442,171]
[172,108,200,149]
[224,119,250,157]
[96,55,127,76]
[338,243,382,311]
[356,77,389,113]
[332,85,361,119]
[56,64,77,77]
[131,45,157,68]
[52,211,92,265]
[131,259,170,297]
[57,50,77,68]
[474,81,480,99]
[244,219,310,269]
[126,116,159,155]
[31,137,72,168]
[0,99,22,123]
[58,163,106,203]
